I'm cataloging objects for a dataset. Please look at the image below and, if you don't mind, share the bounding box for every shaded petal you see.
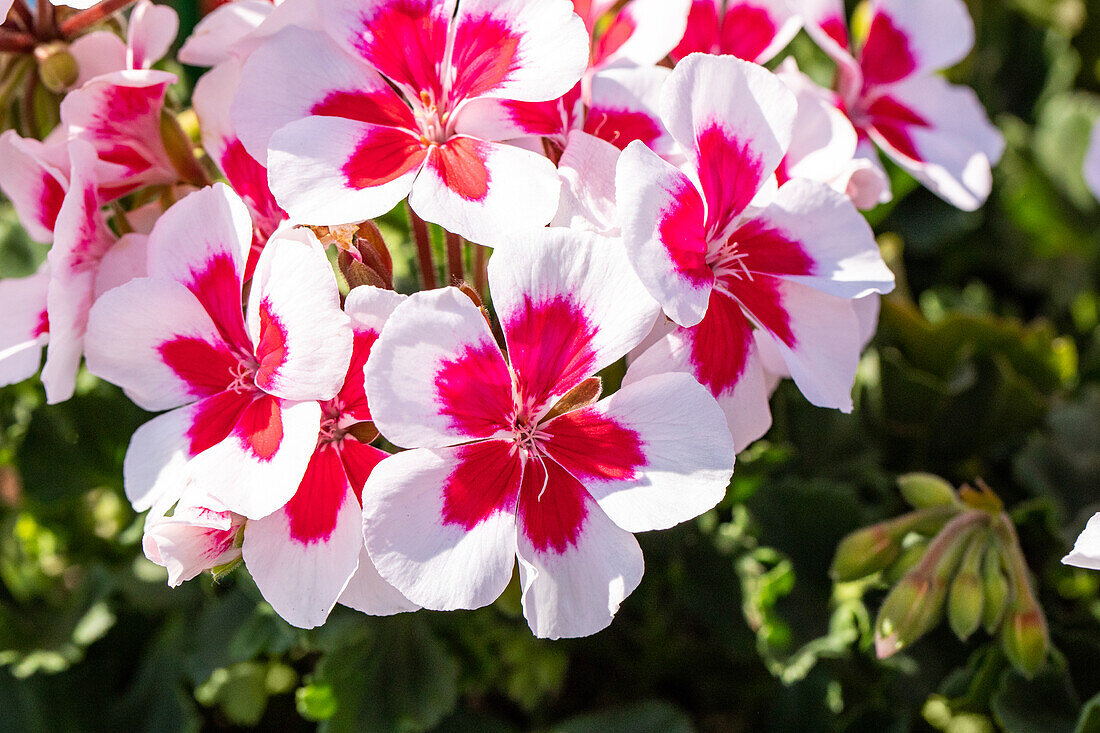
[408,136,561,245]
[179,0,274,66]
[860,0,973,86]
[0,264,49,388]
[246,229,353,402]
[366,287,513,448]
[189,396,322,520]
[123,404,203,512]
[671,0,720,59]
[1063,513,1100,571]
[339,544,420,615]
[69,31,128,86]
[0,131,69,243]
[362,442,521,611]
[516,459,643,639]
[341,286,407,417]
[586,65,673,155]
[591,0,690,69]
[544,372,733,533]
[143,490,243,586]
[268,117,424,226]
[128,0,179,70]
[244,444,364,628]
[719,0,801,64]
[616,141,713,327]
[489,228,660,414]
[552,131,620,235]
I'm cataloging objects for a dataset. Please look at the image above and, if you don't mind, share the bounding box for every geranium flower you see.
[243,285,416,628]
[178,0,319,68]
[143,489,246,587]
[1063,514,1100,571]
[616,54,894,449]
[84,184,353,521]
[363,229,736,638]
[672,0,801,64]
[232,0,589,243]
[0,131,70,243]
[0,264,50,388]
[800,0,1004,211]
[571,0,690,71]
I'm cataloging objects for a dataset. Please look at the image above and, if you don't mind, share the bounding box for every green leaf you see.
[551,700,694,733]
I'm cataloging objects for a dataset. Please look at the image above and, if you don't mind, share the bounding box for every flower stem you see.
[0,28,35,54]
[407,204,437,290]
[472,244,488,298]
[445,230,464,284]
[10,0,36,33]
[36,1,56,39]
[59,0,137,36]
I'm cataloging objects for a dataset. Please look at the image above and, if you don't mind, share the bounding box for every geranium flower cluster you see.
[0,0,1009,638]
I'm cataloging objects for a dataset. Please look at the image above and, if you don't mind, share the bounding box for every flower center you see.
[415,90,451,146]
[318,399,346,444]
[226,358,259,395]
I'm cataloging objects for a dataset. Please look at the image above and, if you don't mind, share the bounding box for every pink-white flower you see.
[363,229,735,638]
[143,490,246,587]
[774,59,890,210]
[571,0,690,71]
[672,0,800,64]
[801,0,1003,211]
[60,69,181,201]
[616,55,894,450]
[1063,513,1100,571]
[243,285,417,628]
[42,140,149,404]
[0,264,50,388]
[69,0,179,86]
[1085,119,1100,202]
[84,184,353,522]
[179,0,319,68]
[232,0,589,243]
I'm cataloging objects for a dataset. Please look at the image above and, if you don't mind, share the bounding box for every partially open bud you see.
[35,42,78,93]
[339,249,389,290]
[981,543,1010,633]
[1001,604,1048,678]
[948,532,986,641]
[898,473,958,510]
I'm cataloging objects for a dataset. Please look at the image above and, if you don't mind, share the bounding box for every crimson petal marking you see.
[591,12,636,67]
[505,295,598,417]
[441,440,523,531]
[657,173,712,290]
[725,274,797,349]
[687,290,756,397]
[311,88,418,130]
[584,107,662,151]
[435,339,514,438]
[517,457,590,555]
[864,95,929,163]
[426,138,492,203]
[337,329,379,423]
[284,444,348,544]
[339,438,388,504]
[542,407,644,485]
[719,3,778,61]
[218,139,287,238]
[253,298,288,393]
[344,0,448,100]
[233,393,286,462]
[820,14,849,49]
[450,12,522,103]
[696,125,767,237]
[727,218,816,279]
[344,126,428,190]
[859,11,917,87]
[158,336,240,399]
[185,252,252,353]
[672,0,720,58]
[187,389,254,456]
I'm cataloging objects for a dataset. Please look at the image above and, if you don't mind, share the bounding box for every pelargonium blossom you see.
[242,285,417,628]
[363,229,736,638]
[672,0,801,65]
[800,0,1004,211]
[571,0,690,72]
[143,489,246,587]
[84,184,353,522]
[1063,514,1100,571]
[232,0,590,244]
[617,54,895,449]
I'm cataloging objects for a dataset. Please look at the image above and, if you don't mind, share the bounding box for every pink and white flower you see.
[179,0,320,68]
[1063,513,1100,571]
[143,490,246,587]
[801,0,1004,211]
[243,285,416,628]
[69,0,179,86]
[571,0,691,71]
[1085,119,1100,202]
[363,229,736,638]
[0,131,70,243]
[616,55,894,449]
[84,184,353,521]
[232,0,589,243]
[0,264,50,388]
[672,0,800,65]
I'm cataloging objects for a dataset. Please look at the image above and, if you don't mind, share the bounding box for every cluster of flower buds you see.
[831,474,1051,677]
[0,0,1016,638]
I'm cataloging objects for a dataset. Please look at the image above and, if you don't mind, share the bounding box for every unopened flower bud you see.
[34,42,78,93]
[1001,604,1048,678]
[875,570,947,658]
[832,523,901,582]
[948,532,986,641]
[881,538,928,585]
[339,249,389,290]
[981,544,1010,633]
[898,473,958,510]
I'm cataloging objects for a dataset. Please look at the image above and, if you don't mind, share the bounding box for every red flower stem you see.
[0,28,34,54]
[9,0,36,33]
[445,231,464,284]
[36,1,56,39]
[59,0,137,36]
[20,66,38,138]
[407,204,437,290]
[472,244,488,298]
